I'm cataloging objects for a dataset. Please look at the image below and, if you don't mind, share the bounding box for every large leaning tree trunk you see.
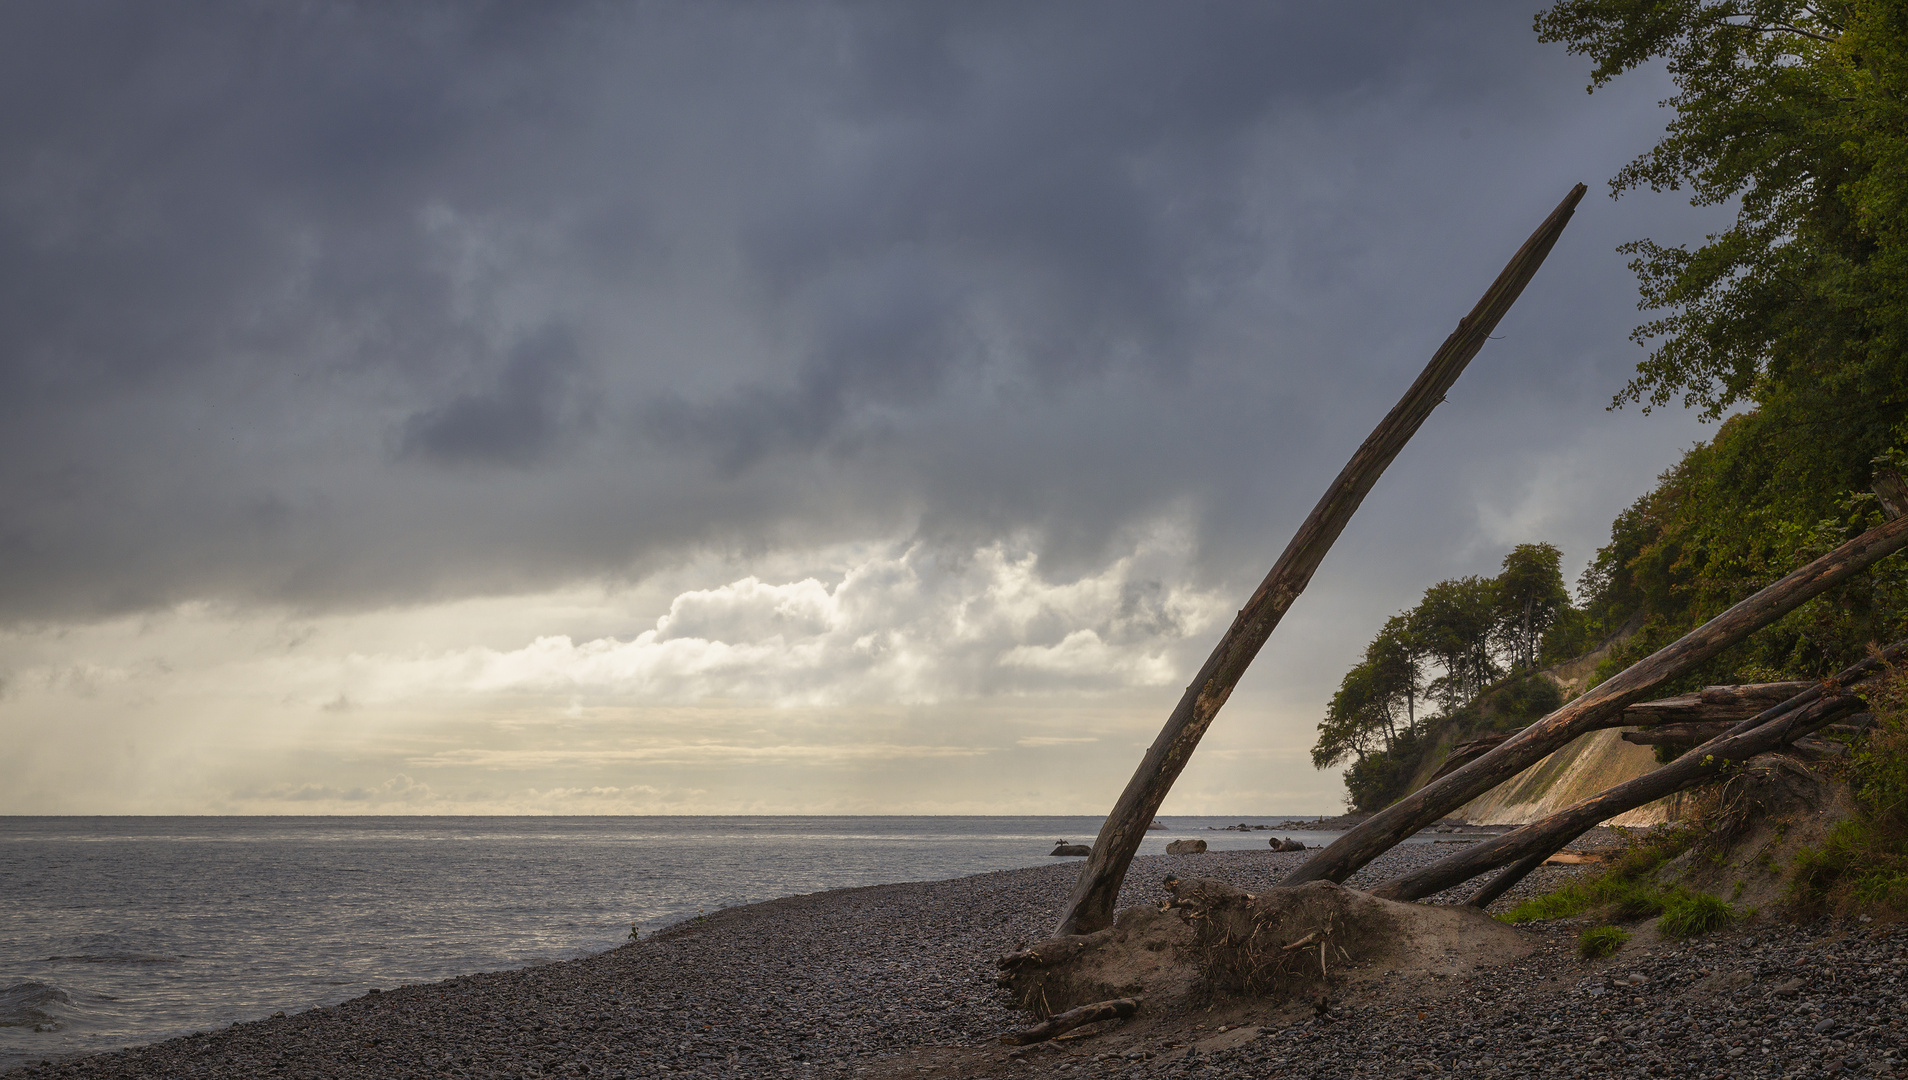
[1282,508,1908,890]
[1369,635,1908,904]
[1051,183,1588,937]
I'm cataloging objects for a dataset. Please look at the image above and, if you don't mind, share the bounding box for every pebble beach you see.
[6,839,1901,1080]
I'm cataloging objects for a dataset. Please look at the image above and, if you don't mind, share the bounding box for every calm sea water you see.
[0,815,1350,1068]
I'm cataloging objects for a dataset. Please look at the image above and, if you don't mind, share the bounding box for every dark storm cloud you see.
[0,0,1705,621]
[400,326,593,467]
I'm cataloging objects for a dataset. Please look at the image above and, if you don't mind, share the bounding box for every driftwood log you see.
[1619,722,1737,747]
[1000,997,1141,1046]
[1621,682,1816,726]
[1050,184,1588,937]
[1428,732,1513,783]
[1376,692,1864,905]
[1281,510,1908,889]
[1367,638,1908,905]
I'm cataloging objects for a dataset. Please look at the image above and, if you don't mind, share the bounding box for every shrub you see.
[1789,663,1908,920]
[1577,925,1629,959]
[1659,891,1735,938]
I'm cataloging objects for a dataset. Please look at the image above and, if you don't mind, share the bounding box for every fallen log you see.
[1280,510,1908,889]
[999,997,1141,1046]
[1622,682,1814,726]
[1367,639,1908,904]
[1371,690,1867,905]
[1619,722,1735,747]
[1427,732,1513,783]
[1049,184,1588,937]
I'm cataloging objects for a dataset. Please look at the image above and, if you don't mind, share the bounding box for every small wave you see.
[1,982,73,1028]
[43,953,179,964]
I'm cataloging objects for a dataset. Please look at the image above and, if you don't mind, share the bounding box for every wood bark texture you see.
[1876,468,1907,521]
[1619,723,1736,746]
[1372,692,1863,903]
[1427,732,1513,783]
[1621,682,1814,725]
[1370,638,1908,904]
[1281,510,1908,889]
[1050,183,1588,937]
[999,997,1141,1046]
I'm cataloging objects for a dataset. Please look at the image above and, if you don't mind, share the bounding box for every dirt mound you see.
[997,878,1533,1018]
[1658,751,1853,910]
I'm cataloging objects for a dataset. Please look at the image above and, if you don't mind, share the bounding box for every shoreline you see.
[8,837,1900,1079]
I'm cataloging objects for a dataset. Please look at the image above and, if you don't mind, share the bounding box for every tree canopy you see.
[1538,0,1908,689]
[1538,0,1908,438]
[1311,544,1575,787]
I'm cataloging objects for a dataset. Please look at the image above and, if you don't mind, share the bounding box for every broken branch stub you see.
[1282,509,1908,890]
[1050,183,1588,937]
[999,997,1141,1046]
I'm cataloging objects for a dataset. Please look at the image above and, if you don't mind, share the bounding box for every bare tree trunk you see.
[1372,692,1862,902]
[1049,183,1588,937]
[1622,682,1815,726]
[1426,694,1866,907]
[1367,639,1908,903]
[1618,722,1736,746]
[1280,510,1908,889]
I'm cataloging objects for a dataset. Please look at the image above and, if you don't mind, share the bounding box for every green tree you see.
[1410,576,1502,710]
[1535,0,1908,687]
[1495,542,1573,670]
[1536,0,1908,431]
[1311,616,1423,769]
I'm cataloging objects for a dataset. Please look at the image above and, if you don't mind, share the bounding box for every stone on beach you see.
[13,840,1908,1080]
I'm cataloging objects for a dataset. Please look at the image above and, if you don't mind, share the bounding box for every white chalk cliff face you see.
[1460,727,1683,827]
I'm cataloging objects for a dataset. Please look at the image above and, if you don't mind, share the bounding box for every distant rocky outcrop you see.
[1165,839,1207,855]
[1050,842,1092,857]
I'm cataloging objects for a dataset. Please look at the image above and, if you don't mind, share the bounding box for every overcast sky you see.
[0,0,1719,815]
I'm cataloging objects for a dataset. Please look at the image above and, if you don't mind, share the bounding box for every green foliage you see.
[1577,925,1630,959]
[1789,663,1908,918]
[1658,891,1737,938]
[1607,821,1703,878]
[1537,0,1908,695]
[1573,415,1908,693]
[1501,823,1700,923]
[1413,576,1504,710]
[1336,673,1563,812]
[1498,543,1574,670]
[1340,730,1425,812]
[1503,879,1612,923]
[1536,0,1908,428]
[1314,543,1578,810]
[1607,883,1670,922]
[1503,876,1670,924]
[1314,615,1422,771]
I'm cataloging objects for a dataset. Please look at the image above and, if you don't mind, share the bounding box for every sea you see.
[0,815,1360,1069]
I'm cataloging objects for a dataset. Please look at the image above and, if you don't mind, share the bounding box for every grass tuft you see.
[1501,823,1700,924]
[1577,925,1629,959]
[1658,891,1735,938]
